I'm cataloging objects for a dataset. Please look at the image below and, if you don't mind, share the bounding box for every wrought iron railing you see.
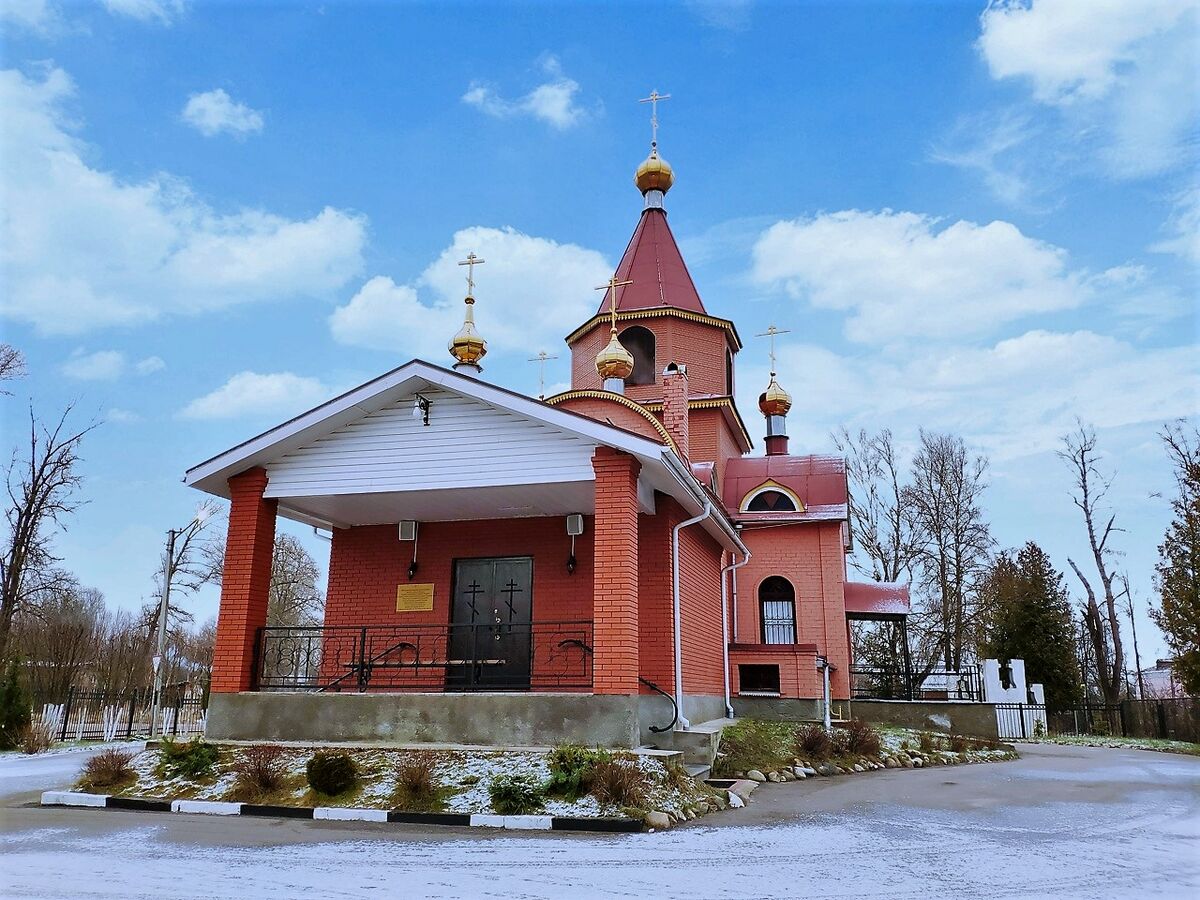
[254,621,594,692]
[851,665,983,702]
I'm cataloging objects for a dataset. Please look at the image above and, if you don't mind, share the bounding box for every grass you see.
[589,754,650,808]
[713,719,797,774]
[391,751,453,812]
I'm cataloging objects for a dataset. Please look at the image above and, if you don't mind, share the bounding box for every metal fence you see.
[996,699,1199,743]
[850,665,983,702]
[255,621,594,693]
[39,687,206,742]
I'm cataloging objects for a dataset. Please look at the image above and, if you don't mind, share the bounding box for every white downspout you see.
[720,551,752,719]
[817,656,833,731]
[672,500,711,731]
[731,557,742,643]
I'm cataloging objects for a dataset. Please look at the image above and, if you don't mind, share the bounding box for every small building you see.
[186,140,906,747]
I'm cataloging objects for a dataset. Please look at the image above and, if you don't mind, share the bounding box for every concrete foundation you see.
[730,697,825,721]
[850,699,1000,740]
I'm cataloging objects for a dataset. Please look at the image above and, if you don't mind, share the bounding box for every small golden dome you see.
[759,375,792,416]
[449,297,487,366]
[596,329,635,381]
[635,150,674,194]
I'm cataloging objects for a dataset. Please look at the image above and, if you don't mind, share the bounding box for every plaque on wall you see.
[396,583,435,612]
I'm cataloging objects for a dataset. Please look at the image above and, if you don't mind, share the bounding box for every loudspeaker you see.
[398,520,418,542]
[566,514,584,536]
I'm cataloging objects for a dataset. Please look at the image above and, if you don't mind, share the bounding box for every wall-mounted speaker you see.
[398,520,418,542]
[566,514,584,536]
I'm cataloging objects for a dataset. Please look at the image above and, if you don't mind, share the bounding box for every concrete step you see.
[685,763,711,781]
[649,718,737,769]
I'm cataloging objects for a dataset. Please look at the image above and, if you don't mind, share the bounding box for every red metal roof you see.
[844,582,911,616]
[721,454,848,518]
[596,209,707,315]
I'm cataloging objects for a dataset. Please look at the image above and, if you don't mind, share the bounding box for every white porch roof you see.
[184,360,745,552]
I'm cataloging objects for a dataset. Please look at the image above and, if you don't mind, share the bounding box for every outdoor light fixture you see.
[566,513,584,574]
[412,393,431,426]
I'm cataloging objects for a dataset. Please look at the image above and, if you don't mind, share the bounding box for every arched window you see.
[759,576,796,644]
[746,490,797,512]
[619,326,656,386]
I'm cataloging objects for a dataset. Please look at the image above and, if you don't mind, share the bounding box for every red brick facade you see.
[591,447,641,694]
[211,468,277,693]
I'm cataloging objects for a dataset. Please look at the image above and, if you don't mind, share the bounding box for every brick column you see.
[211,467,277,693]
[661,364,689,463]
[592,447,640,695]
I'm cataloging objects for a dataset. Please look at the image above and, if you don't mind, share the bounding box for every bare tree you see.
[905,431,992,671]
[1059,423,1126,704]
[0,344,25,393]
[143,500,223,639]
[205,531,325,627]
[834,427,918,583]
[0,406,96,662]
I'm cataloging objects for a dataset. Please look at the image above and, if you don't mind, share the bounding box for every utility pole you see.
[150,528,178,738]
[1121,574,1146,699]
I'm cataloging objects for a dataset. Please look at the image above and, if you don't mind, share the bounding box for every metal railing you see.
[850,665,983,702]
[254,621,594,693]
[38,687,206,742]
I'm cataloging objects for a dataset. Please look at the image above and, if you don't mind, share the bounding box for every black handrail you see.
[639,676,678,733]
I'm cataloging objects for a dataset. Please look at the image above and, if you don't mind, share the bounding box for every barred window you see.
[746,490,797,512]
[759,576,796,644]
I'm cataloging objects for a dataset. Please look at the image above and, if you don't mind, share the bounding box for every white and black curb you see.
[40,792,642,833]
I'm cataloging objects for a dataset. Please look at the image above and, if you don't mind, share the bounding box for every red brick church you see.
[186,135,908,747]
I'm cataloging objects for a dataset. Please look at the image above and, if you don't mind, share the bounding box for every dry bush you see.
[794,723,834,761]
[948,734,969,754]
[918,731,938,754]
[591,756,649,808]
[19,721,54,754]
[81,748,135,789]
[232,744,289,796]
[393,751,446,811]
[841,720,882,757]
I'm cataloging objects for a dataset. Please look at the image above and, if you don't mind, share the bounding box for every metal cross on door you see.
[449,557,533,690]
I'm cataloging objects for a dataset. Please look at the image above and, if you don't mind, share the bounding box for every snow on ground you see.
[0,743,145,801]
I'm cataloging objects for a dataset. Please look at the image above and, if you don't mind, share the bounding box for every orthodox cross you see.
[528,351,559,399]
[462,581,485,622]
[755,324,791,375]
[639,89,671,149]
[595,276,634,332]
[458,252,485,297]
[500,579,523,622]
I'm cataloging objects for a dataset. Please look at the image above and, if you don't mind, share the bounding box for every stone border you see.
[40,791,642,834]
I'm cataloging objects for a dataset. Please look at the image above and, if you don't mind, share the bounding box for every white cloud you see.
[103,0,184,24]
[462,56,586,130]
[739,330,1198,463]
[0,0,58,32]
[685,0,753,31]
[977,0,1197,179]
[135,355,165,375]
[179,371,331,420]
[105,407,141,423]
[330,225,611,361]
[1152,184,1200,263]
[751,209,1089,344]
[181,89,264,138]
[61,349,125,380]
[0,67,366,335]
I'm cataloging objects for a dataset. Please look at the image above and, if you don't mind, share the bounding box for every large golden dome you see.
[759,375,792,416]
[635,150,674,194]
[596,329,635,381]
[449,297,487,366]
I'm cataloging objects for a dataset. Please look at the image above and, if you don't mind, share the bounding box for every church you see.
[186,121,908,749]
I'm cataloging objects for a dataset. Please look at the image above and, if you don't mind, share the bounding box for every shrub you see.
[794,723,834,761]
[19,720,54,755]
[488,774,545,815]
[918,731,937,754]
[546,744,610,799]
[159,738,219,778]
[0,658,32,751]
[306,751,358,797]
[948,734,969,754]
[232,744,289,797]
[81,748,136,789]
[590,756,649,808]
[662,757,693,792]
[393,751,446,812]
[841,720,882,758]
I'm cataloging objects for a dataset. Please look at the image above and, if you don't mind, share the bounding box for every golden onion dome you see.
[759,375,792,416]
[635,150,674,194]
[596,329,635,381]
[448,297,487,366]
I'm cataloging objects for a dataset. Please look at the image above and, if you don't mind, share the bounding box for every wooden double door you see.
[447,556,533,690]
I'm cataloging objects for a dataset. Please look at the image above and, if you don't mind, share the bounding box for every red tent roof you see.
[596,209,707,315]
[844,582,911,616]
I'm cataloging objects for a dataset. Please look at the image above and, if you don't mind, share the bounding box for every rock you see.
[902,757,914,768]
[780,769,795,781]
[792,766,807,779]
[913,758,924,768]
[746,769,767,782]
[727,791,745,809]
[802,767,818,777]
[816,763,838,776]
[767,771,782,783]
[852,764,864,773]
[645,811,671,830]
[712,793,728,810]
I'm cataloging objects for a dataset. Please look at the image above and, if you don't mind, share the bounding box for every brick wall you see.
[677,515,727,696]
[729,644,822,698]
[591,447,641,694]
[661,367,689,462]
[211,468,277,694]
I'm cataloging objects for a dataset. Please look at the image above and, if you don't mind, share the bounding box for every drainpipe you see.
[817,656,833,731]
[720,551,752,719]
[672,500,711,731]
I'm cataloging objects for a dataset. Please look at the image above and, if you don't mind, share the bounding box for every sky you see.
[0,0,1196,665]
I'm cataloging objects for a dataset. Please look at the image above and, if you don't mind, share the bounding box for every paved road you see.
[1,742,1197,899]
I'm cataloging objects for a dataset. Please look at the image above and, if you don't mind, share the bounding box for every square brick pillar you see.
[211,467,277,693]
[661,364,690,464]
[592,447,641,695]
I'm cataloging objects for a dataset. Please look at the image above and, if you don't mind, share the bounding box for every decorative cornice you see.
[641,396,754,451]
[544,389,677,453]
[564,307,743,351]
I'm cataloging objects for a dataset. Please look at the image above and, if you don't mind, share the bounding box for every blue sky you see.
[1,1,1196,663]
